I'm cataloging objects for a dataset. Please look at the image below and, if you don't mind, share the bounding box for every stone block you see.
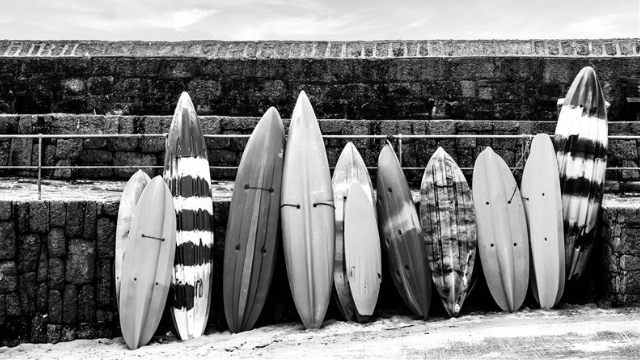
[48,289,63,323]
[17,234,40,273]
[0,202,12,221]
[61,326,76,342]
[78,149,112,163]
[37,242,48,282]
[50,201,66,227]
[83,202,97,240]
[78,285,95,323]
[96,217,116,259]
[48,228,66,258]
[48,258,65,291]
[19,272,36,316]
[65,238,96,285]
[77,324,97,339]
[100,202,119,217]
[0,221,16,259]
[9,138,33,167]
[55,139,83,159]
[82,138,107,150]
[0,294,5,324]
[36,282,48,312]
[0,261,18,293]
[53,159,72,179]
[112,152,157,178]
[96,259,112,308]
[47,324,62,343]
[65,202,85,238]
[96,309,114,323]
[14,201,29,234]
[31,314,48,343]
[62,285,78,325]
[29,201,49,233]
[6,292,20,317]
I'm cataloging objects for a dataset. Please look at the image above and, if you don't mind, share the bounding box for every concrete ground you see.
[2,304,639,359]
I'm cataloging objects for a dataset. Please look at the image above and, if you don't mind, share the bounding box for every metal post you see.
[397,134,403,167]
[37,134,42,200]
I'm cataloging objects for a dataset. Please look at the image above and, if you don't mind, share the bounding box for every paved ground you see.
[2,304,639,359]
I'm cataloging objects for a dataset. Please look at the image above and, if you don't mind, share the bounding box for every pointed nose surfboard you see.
[281,91,335,329]
[223,107,285,333]
[119,176,176,350]
[163,92,214,340]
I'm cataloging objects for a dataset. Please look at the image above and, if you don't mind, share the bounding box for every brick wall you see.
[1,40,640,120]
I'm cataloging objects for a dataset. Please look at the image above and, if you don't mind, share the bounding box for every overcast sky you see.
[0,0,638,41]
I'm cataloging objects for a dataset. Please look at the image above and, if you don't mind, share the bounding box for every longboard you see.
[377,141,431,319]
[223,107,285,333]
[119,176,176,350]
[473,147,529,312]
[163,92,214,340]
[420,147,476,317]
[521,134,565,309]
[115,170,151,306]
[344,183,381,320]
[281,91,335,329]
[554,66,608,281]
[332,142,378,322]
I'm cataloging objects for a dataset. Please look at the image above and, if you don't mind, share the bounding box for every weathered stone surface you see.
[6,292,21,317]
[36,282,48,312]
[65,238,95,284]
[50,201,66,227]
[61,325,76,342]
[47,228,66,258]
[37,242,48,282]
[47,324,62,343]
[48,289,63,323]
[47,257,64,290]
[77,324,97,339]
[96,259,112,307]
[0,202,11,221]
[0,221,16,259]
[78,285,95,323]
[29,201,50,233]
[15,201,29,233]
[96,217,116,259]
[31,314,48,343]
[0,294,5,324]
[65,202,85,238]
[83,202,97,240]
[55,139,83,159]
[96,309,114,323]
[62,285,78,325]
[18,272,36,316]
[0,261,17,293]
[17,234,40,272]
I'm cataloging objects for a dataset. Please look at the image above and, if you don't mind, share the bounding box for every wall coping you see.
[1,39,638,58]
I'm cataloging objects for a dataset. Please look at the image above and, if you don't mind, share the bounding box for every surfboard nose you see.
[291,91,320,129]
[563,66,606,118]
[167,92,207,158]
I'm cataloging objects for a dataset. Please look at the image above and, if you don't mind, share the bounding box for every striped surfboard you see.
[420,147,476,317]
[163,92,214,340]
[554,66,608,281]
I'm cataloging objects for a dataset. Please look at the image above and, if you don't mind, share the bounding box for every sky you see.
[0,0,638,41]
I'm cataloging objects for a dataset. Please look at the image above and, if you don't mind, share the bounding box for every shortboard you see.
[163,92,214,340]
[223,107,285,333]
[281,91,335,329]
[115,169,151,306]
[119,176,176,350]
[473,147,529,312]
[332,142,379,321]
[377,141,431,319]
[420,147,476,317]
[521,133,565,309]
[554,66,608,281]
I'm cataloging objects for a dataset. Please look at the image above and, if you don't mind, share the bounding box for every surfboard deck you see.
[223,107,285,333]
[119,176,176,350]
[344,183,381,320]
[521,134,565,309]
[377,141,431,319]
[473,147,529,312]
[163,92,214,340]
[115,170,151,307]
[554,66,608,281]
[281,91,335,329]
[332,142,377,322]
[420,147,476,317]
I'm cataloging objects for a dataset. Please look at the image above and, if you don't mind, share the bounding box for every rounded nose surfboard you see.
[420,147,476,317]
[554,66,608,281]
[115,169,151,307]
[223,107,285,333]
[521,134,565,309]
[119,176,176,350]
[378,141,431,319]
[163,92,214,340]
[473,147,529,312]
[281,91,335,329]
[332,142,380,322]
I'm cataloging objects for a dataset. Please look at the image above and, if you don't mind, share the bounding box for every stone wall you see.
[0,115,639,192]
[1,40,640,120]
[0,193,635,346]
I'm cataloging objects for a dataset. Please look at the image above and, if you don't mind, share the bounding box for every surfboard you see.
[281,91,335,329]
[331,142,378,322]
[473,147,529,312]
[420,147,476,317]
[115,170,151,307]
[521,134,565,309]
[377,141,431,319]
[163,92,214,340]
[554,66,608,281]
[223,107,285,333]
[119,176,176,350]
[344,183,381,321]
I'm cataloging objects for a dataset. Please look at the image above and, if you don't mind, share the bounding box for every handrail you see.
[0,132,636,199]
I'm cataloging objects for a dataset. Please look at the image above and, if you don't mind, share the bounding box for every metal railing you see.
[0,133,637,200]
